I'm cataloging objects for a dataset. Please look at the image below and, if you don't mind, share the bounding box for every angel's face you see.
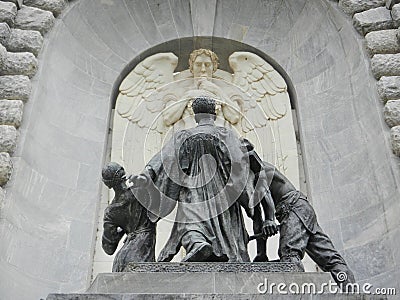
[192,54,213,78]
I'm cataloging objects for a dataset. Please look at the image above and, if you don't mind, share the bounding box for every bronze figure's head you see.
[102,162,126,189]
[192,96,217,123]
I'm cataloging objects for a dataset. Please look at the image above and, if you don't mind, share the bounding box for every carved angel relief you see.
[112,49,298,186]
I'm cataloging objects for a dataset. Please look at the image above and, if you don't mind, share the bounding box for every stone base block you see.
[46,263,387,299]
[47,294,387,300]
[124,261,302,273]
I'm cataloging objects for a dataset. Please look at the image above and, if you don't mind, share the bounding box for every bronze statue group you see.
[101,96,355,290]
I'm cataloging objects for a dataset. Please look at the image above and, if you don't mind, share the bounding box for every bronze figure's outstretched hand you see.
[128,174,148,188]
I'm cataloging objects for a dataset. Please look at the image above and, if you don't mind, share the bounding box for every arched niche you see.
[92,38,304,275]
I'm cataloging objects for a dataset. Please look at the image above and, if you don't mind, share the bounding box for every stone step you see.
[47,293,387,300]
[88,272,331,295]
[47,263,387,299]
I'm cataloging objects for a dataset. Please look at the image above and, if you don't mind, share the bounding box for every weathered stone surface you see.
[353,6,398,35]
[14,5,55,35]
[0,100,23,127]
[0,125,17,153]
[189,0,217,37]
[365,29,400,55]
[384,100,400,127]
[396,27,400,43]
[0,75,31,100]
[398,26,400,42]
[390,125,400,156]
[0,43,6,67]
[0,1,17,27]
[125,262,301,273]
[0,186,4,210]
[24,0,67,17]
[1,0,22,9]
[0,152,12,186]
[0,52,38,78]
[391,4,400,22]
[3,28,43,56]
[0,22,10,44]
[46,294,389,300]
[377,76,400,101]
[338,0,385,15]
[87,271,332,294]
[387,0,400,9]
[371,53,400,78]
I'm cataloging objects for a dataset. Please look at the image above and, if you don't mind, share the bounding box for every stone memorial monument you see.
[99,95,355,288]
[1,1,399,299]
[48,50,376,299]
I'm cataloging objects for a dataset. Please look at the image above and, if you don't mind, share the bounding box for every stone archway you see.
[92,38,304,275]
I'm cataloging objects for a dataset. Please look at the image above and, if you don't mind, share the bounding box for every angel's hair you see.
[189,49,219,73]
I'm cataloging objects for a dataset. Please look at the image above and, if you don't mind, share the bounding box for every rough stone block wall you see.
[0,0,64,192]
[337,0,400,155]
[0,2,66,294]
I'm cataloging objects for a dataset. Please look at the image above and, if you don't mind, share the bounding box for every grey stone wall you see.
[0,0,53,189]
[338,0,400,155]
[0,0,399,299]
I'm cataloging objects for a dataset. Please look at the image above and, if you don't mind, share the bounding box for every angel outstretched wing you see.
[229,52,289,133]
[112,53,179,173]
[116,52,178,127]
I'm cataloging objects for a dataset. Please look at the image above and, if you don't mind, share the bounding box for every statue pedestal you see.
[46,263,386,299]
